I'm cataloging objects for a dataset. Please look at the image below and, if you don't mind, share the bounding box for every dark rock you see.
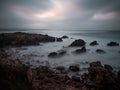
[61,35,68,39]
[56,66,65,71]
[96,49,105,53]
[48,52,58,57]
[74,46,86,53]
[56,38,63,42]
[72,76,81,82]
[69,65,80,72]
[90,61,102,68]
[118,70,120,78]
[104,64,113,71]
[59,50,66,55]
[107,41,119,46]
[69,39,85,47]
[90,41,98,46]
[0,32,62,47]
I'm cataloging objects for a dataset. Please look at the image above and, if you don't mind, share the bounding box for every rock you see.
[72,76,81,82]
[90,61,102,68]
[59,50,66,55]
[61,35,68,39]
[69,65,80,72]
[96,49,105,53]
[117,70,120,78]
[74,46,86,53]
[56,66,65,71]
[0,32,62,47]
[107,41,119,46]
[48,52,58,57]
[56,38,63,42]
[104,64,113,71]
[90,41,98,46]
[69,39,85,47]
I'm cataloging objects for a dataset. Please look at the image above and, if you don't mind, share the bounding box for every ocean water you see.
[1,29,120,76]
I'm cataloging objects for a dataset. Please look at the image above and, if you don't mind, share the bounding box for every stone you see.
[90,41,98,46]
[72,76,81,82]
[62,35,68,39]
[69,65,80,72]
[75,46,86,53]
[69,39,85,47]
[56,66,65,71]
[96,49,105,53]
[104,64,113,71]
[48,52,58,57]
[107,41,119,46]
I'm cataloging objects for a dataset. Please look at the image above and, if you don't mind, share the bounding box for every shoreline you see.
[0,32,120,90]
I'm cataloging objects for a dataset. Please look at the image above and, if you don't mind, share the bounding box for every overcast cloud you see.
[0,0,120,30]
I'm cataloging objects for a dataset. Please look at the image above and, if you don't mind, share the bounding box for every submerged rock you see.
[61,35,68,39]
[69,65,80,72]
[107,41,119,46]
[74,46,86,53]
[96,49,105,53]
[69,39,85,47]
[90,41,98,46]
[48,52,58,57]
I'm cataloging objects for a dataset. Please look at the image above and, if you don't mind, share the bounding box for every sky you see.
[0,0,120,30]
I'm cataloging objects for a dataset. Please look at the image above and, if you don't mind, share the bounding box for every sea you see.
[1,29,120,76]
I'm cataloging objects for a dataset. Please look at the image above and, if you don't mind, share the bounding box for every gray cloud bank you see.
[0,0,120,30]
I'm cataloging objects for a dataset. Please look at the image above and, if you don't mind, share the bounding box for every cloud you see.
[0,0,120,30]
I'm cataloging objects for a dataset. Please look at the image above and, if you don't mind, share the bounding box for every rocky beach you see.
[0,32,120,90]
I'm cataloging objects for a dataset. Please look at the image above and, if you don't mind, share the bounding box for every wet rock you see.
[107,41,119,46]
[61,35,68,39]
[96,49,105,53]
[56,66,65,71]
[117,70,120,78]
[90,61,102,68]
[0,32,62,47]
[59,50,66,55]
[69,65,80,72]
[69,39,85,47]
[74,46,86,53]
[90,41,98,46]
[48,52,58,57]
[104,64,113,71]
[56,38,63,42]
[72,76,81,82]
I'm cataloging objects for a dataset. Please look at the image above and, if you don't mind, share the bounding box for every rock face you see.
[69,65,80,72]
[61,35,68,39]
[74,46,86,53]
[96,49,105,53]
[0,32,62,47]
[107,41,119,46]
[69,39,85,47]
[90,41,98,46]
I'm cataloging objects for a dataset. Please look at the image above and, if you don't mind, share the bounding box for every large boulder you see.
[107,41,119,46]
[90,41,98,46]
[69,39,85,47]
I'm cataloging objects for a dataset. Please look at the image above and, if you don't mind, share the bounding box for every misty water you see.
[2,29,120,76]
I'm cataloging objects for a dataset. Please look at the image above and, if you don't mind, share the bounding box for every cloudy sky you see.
[0,0,120,30]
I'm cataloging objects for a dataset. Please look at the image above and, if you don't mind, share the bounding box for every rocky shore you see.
[0,32,62,47]
[0,32,120,90]
[0,48,120,90]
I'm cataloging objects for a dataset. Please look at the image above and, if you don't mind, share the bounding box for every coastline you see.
[0,32,120,90]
